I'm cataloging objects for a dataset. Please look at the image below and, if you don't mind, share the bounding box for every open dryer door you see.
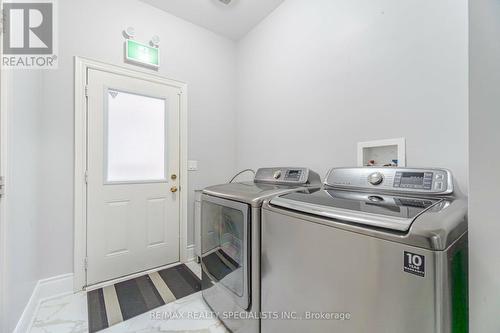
[201,195,250,310]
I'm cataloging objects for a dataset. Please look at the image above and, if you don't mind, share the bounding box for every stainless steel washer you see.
[201,167,321,333]
[262,167,468,333]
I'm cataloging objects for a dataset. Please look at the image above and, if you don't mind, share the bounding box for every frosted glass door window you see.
[106,89,167,182]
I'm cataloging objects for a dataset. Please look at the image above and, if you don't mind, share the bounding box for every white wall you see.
[469,0,500,331]
[4,0,237,329]
[236,0,468,192]
[2,71,44,332]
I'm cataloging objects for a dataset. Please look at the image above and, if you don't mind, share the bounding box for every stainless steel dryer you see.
[201,167,321,333]
[261,167,468,333]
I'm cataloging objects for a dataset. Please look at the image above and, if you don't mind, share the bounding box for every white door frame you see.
[73,57,189,291]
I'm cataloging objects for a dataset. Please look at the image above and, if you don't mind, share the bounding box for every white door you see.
[86,69,181,286]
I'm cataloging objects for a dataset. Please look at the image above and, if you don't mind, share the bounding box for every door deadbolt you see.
[171,174,177,180]
[170,186,178,193]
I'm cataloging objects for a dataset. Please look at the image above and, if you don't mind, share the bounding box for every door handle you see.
[170,186,178,193]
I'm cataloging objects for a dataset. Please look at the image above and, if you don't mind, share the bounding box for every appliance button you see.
[436,174,444,180]
[435,182,443,190]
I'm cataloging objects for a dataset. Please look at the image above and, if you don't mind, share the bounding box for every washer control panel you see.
[325,167,453,195]
[255,167,320,185]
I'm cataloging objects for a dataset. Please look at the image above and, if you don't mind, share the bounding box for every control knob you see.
[368,172,384,185]
[273,170,282,179]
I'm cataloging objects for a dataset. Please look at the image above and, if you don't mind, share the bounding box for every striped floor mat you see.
[87,264,201,332]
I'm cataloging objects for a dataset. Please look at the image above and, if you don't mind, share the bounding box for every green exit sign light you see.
[125,40,160,68]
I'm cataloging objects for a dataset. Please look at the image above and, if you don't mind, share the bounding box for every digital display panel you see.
[285,170,302,181]
[394,171,433,190]
[400,172,425,186]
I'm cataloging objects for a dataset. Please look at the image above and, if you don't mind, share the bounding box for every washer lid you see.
[203,182,316,207]
[270,189,442,232]
[203,167,322,207]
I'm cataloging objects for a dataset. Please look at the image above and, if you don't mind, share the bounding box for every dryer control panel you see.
[325,167,453,195]
[254,167,321,186]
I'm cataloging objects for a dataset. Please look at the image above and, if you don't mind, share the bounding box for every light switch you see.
[188,160,198,171]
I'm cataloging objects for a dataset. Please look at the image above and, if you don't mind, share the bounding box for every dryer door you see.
[201,194,250,310]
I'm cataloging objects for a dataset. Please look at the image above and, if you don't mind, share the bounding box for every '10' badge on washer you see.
[404,251,425,277]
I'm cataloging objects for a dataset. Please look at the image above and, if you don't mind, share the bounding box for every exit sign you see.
[125,40,160,68]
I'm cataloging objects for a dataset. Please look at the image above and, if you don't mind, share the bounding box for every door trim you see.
[73,57,189,291]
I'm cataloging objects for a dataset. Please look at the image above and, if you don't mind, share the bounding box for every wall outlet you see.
[188,160,198,171]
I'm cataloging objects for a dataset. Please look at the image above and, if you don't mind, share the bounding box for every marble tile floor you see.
[29,292,89,333]
[28,262,228,333]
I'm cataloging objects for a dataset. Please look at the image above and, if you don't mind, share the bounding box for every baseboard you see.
[186,244,195,262]
[14,273,74,333]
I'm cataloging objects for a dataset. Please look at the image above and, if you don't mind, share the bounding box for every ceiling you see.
[140,0,285,40]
